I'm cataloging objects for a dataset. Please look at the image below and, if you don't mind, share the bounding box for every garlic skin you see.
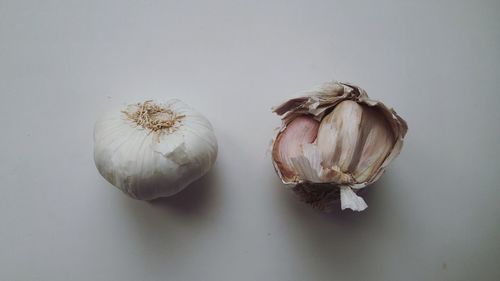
[271,82,407,212]
[94,99,218,200]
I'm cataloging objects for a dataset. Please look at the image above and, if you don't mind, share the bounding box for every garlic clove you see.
[272,115,319,182]
[316,100,395,183]
[352,106,395,182]
[316,100,363,178]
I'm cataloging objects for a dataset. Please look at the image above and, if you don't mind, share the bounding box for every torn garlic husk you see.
[271,82,407,212]
[94,100,218,200]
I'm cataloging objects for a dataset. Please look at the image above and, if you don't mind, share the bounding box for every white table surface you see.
[1,1,499,280]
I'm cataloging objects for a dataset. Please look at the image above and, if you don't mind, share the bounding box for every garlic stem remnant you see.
[94,99,218,200]
[271,82,407,212]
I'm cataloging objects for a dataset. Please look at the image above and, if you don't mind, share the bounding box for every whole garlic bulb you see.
[94,99,218,200]
[271,82,407,212]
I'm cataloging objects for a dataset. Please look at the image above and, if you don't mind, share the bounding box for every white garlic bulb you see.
[94,99,218,200]
[271,82,407,212]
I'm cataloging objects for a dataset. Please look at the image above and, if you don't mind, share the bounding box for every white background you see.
[1,1,499,280]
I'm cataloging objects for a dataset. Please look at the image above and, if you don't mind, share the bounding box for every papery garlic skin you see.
[271,82,407,212]
[94,99,218,200]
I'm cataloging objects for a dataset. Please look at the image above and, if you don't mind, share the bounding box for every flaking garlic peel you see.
[94,99,218,200]
[271,82,407,212]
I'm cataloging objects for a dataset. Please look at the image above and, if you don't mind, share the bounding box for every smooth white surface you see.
[1,1,499,280]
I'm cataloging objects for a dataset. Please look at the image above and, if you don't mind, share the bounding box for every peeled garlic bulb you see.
[271,82,407,212]
[94,99,218,200]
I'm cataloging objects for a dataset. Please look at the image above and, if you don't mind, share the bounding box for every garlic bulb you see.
[94,99,218,200]
[271,82,407,212]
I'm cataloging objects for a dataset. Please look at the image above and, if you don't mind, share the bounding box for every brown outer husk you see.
[271,81,408,212]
